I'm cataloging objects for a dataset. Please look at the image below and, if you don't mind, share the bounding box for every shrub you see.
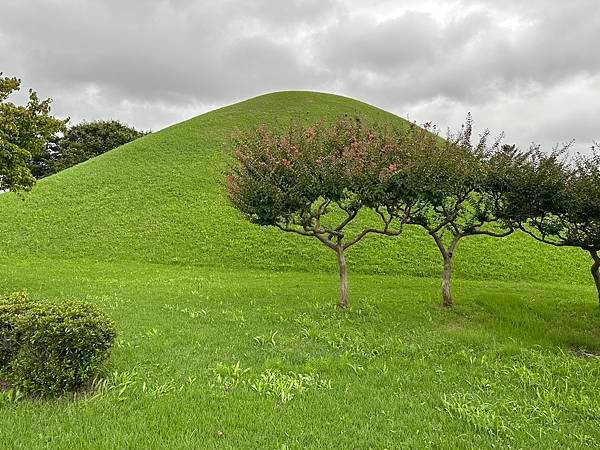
[0,293,116,397]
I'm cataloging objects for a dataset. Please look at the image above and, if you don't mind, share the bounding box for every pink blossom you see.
[378,163,399,179]
[225,175,239,193]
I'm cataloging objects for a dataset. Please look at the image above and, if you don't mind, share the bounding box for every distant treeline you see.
[28,120,149,179]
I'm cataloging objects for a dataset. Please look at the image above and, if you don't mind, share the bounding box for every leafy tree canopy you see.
[29,120,148,178]
[506,144,600,302]
[0,74,66,192]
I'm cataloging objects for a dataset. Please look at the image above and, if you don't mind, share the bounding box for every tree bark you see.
[335,245,349,309]
[442,254,453,307]
[591,250,600,305]
[431,233,460,308]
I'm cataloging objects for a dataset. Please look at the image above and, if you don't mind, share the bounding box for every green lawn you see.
[1,258,599,448]
[1,92,599,448]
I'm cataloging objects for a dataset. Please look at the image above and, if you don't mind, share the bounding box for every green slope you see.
[0,91,589,283]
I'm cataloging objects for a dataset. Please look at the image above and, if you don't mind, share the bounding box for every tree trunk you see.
[441,254,453,307]
[591,251,600,305]
[335,245,349,309]
[431,233,459,308]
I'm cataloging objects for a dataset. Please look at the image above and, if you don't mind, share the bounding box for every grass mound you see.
[0,91,589,284]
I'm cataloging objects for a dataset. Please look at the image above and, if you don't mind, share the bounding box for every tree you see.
[383,117,518,307]
[511,145,600,304]
[226,118,409,308]
[29,120,148,178]
[27,135,61,179]
[0,74,66,193]
[570,148,600,302]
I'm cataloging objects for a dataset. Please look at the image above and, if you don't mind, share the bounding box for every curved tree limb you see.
[518,224,572,247]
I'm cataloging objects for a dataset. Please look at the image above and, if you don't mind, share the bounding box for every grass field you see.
[1,92,599,448]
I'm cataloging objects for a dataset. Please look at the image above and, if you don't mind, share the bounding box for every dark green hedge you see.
[0,292,116,397]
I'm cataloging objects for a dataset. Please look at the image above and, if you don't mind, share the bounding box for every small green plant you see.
[441,392,509,437]
[251,370,332,404]
[88,368,141,401]
[0,292,116,397]
[0,388,23,405]
[253,330,279,347]
[211,362,250,391]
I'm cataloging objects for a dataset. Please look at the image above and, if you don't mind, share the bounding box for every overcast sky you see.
[1,0,599,152]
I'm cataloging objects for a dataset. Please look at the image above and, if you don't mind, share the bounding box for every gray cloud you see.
[0,0,599,151]
[317,2,600,104]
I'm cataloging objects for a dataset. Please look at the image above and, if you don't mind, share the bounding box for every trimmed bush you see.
[0,293,116,397]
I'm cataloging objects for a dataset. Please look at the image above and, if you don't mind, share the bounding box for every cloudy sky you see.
[1,0,599,152]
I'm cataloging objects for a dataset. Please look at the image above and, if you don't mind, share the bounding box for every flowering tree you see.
[510,146,600,304]
[226,118,412,308]
[382,118,518,307]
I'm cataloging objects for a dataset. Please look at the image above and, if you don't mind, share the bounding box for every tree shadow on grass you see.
[446,281,600,352]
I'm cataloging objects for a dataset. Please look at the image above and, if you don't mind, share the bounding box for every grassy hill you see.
[0,91,590,284]
[1,92,599,449]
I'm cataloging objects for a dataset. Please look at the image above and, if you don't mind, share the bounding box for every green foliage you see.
[0,90,597,447]
[503,146,600,298]
[379,118,520,306]
[504,146,572,234]
[57,120,148,172]
[0,292,116,397]
[0,74,66,192]
[27,135,62,179]
[29,120,148,178]
[504,144,600,252]
[227,117,395,228]
[250,370,332,404]
[383,116,517,238]
[228,112,524,307]
[212,361,250,391]
[0,387,24,405]
[562,150,600,252]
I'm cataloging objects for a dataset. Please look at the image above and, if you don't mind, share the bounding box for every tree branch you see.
[314,232,337,250]
[343,227,401,250]
[275,223,316,237]
[467,228,514,238]
[430,230,448,259]
[335,208,358,232]
[518,224,571,247]
[447,234,461,255]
